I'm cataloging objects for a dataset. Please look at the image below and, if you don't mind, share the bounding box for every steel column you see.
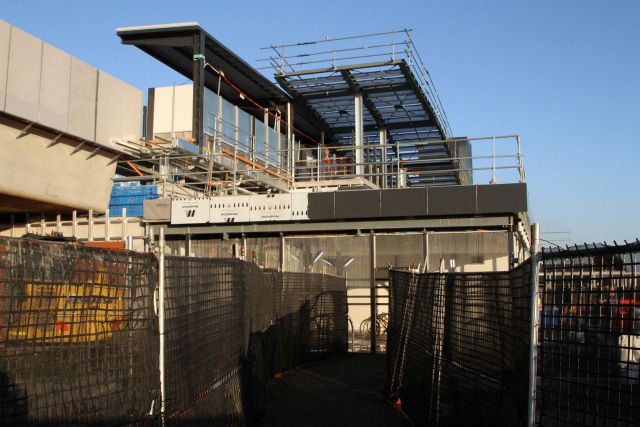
[158,228,166,427]
[192,31,206,154]
[527,223,540,427]
[354,93,364,177]
[379,128,387,189]
[370,231,377,353]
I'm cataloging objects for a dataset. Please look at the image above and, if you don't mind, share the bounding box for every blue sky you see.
[3,1,639,245]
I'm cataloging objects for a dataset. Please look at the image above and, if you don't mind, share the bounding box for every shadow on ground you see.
[261,353,412,426]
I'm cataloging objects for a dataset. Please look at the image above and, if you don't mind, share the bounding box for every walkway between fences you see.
[0,236,348,426]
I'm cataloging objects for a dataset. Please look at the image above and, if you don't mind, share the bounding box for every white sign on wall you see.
[210,196,250,223]
[171,198,210,224]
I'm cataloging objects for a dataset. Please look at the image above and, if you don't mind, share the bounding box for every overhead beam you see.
[331,119,437,134]
[161,216,513,236]
[294,82,412,100]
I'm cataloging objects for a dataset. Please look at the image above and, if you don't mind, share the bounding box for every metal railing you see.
[118,132,525,196]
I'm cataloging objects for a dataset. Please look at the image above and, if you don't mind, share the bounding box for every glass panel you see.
[221,97,235,147]
[237,110,251,154]
[203,87,218,135]
[269,128,280,166]
[254,119,265,162]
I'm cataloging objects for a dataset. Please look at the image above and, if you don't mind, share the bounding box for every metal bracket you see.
[47,133,64,147]
[71,141,86,154]
[16,123,34,139]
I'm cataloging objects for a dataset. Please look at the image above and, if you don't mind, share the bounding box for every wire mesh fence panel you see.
[161,257,348,426]
[0,236,348,426]
[163,256,245,426]
[386,263,531,427]
[0,237,159,426]
[538,242,640,427]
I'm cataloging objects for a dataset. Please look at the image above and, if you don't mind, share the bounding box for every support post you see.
[158,228,166,427]
[121,208,127,240]
[72,210,77,238]
[56,213,61,234]
[286,102,293,181]
[192,31,206,154]
[10,214,15,238]
[126,235,134,251]
[422,230,430,273]
[264,109,270,166]
[354,93,364,177]
[527,223,541,427]
[88,210,94,242]
[279,234,285,272]
[186,234,192,257]
[370,231,377,353]
[379,128,387,189]
[104,208,110,241]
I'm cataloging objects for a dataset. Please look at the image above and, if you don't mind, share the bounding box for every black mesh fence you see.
[0,236,159,426]
[386,263,532,427]
[162,256,246,425]
[538,242,640,426]
[0,236,348,426]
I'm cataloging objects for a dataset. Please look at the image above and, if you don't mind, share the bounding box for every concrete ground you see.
[261,353,412,426]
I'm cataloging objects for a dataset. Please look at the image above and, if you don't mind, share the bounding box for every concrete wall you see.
[0,123,116,212]
[0,19,142,147]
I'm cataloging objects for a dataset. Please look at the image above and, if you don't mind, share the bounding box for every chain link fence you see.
[0,236,348,426]
[386,263,532,427]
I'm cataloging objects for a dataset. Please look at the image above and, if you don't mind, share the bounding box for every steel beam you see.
[161,216,513,236]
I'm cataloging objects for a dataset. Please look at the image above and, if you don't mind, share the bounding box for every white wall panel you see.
[39,43,71,131]
[68,57,97,141]
[0,20,11,112]
[5,26,42,121]
[152,85,193,135]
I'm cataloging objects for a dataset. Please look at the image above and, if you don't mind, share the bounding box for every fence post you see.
[158,227,166,426]
[527,223,540,427]
[370,231,377,353]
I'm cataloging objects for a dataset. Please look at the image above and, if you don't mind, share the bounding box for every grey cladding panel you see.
[0,20,10,111]
[68,58,97,141]
[95,71,142,147]
[39,43,71,132]
[5,26,42,122]
[476,183,527,214]
[308,192,335,220]
[381,188,428,217]
[428,185,477,216]
[334,190,381,219]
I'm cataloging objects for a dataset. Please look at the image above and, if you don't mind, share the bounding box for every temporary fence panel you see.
[162,256,246,425]
[0,236,348,426]
[160,257,349,426]
[538,242,640,426]
[0,237,159,426]
[386,263,532,427]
